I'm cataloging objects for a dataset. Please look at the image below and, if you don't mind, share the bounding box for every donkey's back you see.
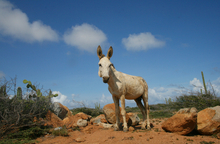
[109,71,148,100]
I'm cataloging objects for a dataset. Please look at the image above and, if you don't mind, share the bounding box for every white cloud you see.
[63,23,107,52]
[52,91,89,108]
[190,78,203,92]
[0,71,5,78]
[52,91,68,104]
[0,0,59,42]
[99,94,113,107]
[208,77,220,94]
[122,32,165,51]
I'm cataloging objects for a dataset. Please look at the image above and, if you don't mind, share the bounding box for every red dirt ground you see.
[36,118,220,144]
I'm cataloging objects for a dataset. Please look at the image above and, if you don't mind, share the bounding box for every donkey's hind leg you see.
[135,96,146,122]
[142,88,151,130]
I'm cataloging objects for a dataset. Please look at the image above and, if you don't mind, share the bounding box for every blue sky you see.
[0,0,220,108]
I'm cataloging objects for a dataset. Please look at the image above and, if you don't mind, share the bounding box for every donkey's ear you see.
[107,46,113,59]
[97,45,105,59]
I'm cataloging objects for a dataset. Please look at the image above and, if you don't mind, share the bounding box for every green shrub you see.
[150,111,173,119]
[171,93,220,111]
[71,107,103,117]
[52,126,68,136]
[0,125,50,144]
[200,141,215,144]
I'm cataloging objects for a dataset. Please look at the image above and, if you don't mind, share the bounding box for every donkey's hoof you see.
[147,127,151,130]
[114,127,119,131]
[141,127,146,130]
[123,127,128,132]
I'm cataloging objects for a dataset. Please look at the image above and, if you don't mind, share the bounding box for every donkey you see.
[97,45,150,132]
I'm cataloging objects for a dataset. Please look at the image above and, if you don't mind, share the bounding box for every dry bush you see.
[0,77,54,137]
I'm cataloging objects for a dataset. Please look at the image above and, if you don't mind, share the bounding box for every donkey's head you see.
[97,45,113,83]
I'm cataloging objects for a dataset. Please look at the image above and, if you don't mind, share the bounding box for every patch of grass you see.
[71,107,103,117]
[137,110,173,119]
[154,128,160,132]
[150,111,173,119]
[200,141,215,144]
[72,126,80,131]
[0,125,49,144]
[52,126,69,137]
[186,138,193,142]
[122,136,134,140]
[125,106,140,113]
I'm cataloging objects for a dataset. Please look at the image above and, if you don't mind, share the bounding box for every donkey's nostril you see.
[103,77,109,83]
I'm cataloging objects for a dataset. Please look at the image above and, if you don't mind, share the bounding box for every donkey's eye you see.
[99,64,102,67]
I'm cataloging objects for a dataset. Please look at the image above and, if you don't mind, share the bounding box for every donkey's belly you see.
[125,87,144,99]
[125,93,142,100]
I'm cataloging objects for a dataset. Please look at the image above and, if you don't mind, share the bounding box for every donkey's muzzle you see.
[103,77,109,83]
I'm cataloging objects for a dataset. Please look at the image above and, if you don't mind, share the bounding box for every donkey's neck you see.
[107,66,122,89]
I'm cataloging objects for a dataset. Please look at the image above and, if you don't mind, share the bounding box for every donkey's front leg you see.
[112,96,120,131]
[120,95,128,132]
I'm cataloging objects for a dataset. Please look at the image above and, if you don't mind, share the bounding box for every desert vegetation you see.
[0,77,58,144]
[0,71,220,143]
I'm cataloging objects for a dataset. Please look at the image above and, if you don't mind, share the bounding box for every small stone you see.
[54,127,62,131]
[77,119,88,127]
[217,133,220,139]
[100,123,113,129]
[75,137,85,142]
[129,126,135,131]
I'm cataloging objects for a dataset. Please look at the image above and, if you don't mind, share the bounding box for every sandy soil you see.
[36,118,220,144]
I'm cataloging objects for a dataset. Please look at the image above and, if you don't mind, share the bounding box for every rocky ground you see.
[36,118,220,144]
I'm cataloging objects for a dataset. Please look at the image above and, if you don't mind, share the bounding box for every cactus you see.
[0,85,7,97]
[23,79,58,99]
[17,87,22,100]
[48,89,58,98]
[201,71,207,95]
[23,79,36,91]
[200,89,203,95]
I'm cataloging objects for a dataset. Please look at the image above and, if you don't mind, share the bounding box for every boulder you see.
[127,112,140,126]
[62,112,91,129]
[103,103,131,125]
[45,110,63,127]
[197,106,220,135]
[162,107,197,135]
[90,114,107,125]
[50,102,72,120]
[77,119,88,127]
[75,112,92,120]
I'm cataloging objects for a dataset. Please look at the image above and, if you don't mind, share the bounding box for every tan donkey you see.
[97,45,150,132]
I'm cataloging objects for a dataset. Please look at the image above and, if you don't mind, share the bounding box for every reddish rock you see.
[103,103,131,125]
[45,110,63,127]
[62,112,91,129]
[90,114,107,125]
[75,112,92,120]
[59,103,72,117]
[77,119,88,127]
[197,106,220,135]
[162,107,197,135]
[129,126,135,131]
[50,102,72,120]
[127,112,140,126]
